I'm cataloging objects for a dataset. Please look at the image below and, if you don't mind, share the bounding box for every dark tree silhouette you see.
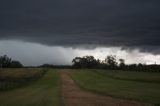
[119,59,125,68]
[0,55,12,68]
[0,55,23,68]
[10,61,23,68]
[72,57,83,68]
[105,55,118,68]
[72,55,160,72]
[72,56,100,68]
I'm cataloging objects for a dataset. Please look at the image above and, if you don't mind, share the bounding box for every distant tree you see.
[0,55,12,68]
[10,61,23,68]
[137,63,143,67]
[71,55,160,72]
[72,57,83,68]
[83,56,99,68]
[40,64,54,68]
[128,64,137,70]
[72,56,100,68]
[105,55,118,67]
[0,55,23,68]
[119,59,125,68]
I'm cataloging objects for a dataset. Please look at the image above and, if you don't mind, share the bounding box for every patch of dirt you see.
[60,70,152,106]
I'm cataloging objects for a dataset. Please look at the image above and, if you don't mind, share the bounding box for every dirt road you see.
[60,70,151,106]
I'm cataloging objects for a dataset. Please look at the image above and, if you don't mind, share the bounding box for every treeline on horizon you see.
[0,55,23,68]
[0,55,160,72]
[41,55,160,72]
[71,55,160,72]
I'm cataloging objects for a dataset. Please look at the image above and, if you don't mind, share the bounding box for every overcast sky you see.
[0,0,160,66]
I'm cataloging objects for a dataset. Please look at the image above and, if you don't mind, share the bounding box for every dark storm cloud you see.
[0,0,160,53]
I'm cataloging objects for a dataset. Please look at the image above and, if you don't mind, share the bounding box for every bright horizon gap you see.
[0,40,160,66]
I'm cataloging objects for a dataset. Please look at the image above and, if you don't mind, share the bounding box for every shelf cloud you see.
[0,0,160,65]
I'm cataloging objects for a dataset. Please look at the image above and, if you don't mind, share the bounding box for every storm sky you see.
[0,0,160,66]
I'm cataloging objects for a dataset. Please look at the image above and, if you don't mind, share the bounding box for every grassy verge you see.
[94,69,160,83]
[71,69,160,105]
[0,68,47,90]
[0,69,62,106]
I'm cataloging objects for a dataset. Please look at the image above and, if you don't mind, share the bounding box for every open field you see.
[0,68,46,90]
[93,70,160,83]
[60,70,150,106]
[0,68,160,106]
[0,69,62,106]
[71,69,160,105]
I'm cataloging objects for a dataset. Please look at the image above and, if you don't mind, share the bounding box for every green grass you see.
[0,68,47,90]
[0,69,62,106]
[71,69,160,105]
[94,70,160,83]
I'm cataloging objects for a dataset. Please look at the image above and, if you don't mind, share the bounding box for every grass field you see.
[0,68,46,90]
[94,70,160,83]
[71,69,160,105]
[0,69,62,106]
[0,68,160,106]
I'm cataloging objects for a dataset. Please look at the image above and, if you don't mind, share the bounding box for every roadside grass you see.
[93,69,160,83]
[0,69,62,106]
[0,68,47,90]
[71,69,160,105]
